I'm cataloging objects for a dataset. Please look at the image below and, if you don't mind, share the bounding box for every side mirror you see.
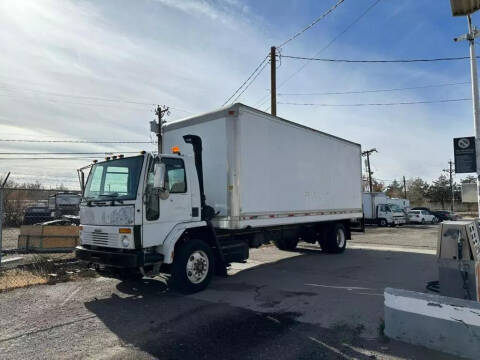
[153,163,166,190]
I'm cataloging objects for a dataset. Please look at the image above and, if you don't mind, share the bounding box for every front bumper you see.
[394,218,406,225]
[75,246,144,268]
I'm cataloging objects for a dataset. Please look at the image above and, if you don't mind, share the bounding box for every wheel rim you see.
[186,250,209,284]
[336,228,346,248]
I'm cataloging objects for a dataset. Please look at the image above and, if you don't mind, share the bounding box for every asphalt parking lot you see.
[0,224,460,359]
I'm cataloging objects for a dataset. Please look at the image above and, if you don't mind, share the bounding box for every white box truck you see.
[362,192,407,226]
[76,104,363,293]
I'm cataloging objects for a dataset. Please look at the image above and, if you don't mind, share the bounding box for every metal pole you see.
[467,15,480,216]
[403,176,407,199]
[0,189,3,267]
[450,160,454,212]
[270,46,277,117]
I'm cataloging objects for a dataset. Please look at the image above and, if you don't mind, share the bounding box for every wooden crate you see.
[18,225,79,252]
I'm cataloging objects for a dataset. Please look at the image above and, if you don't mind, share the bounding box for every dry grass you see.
[0,269,48,291]
[0,253,96,292]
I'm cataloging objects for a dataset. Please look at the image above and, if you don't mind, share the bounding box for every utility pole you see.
[453,9,480,215]
[362,148,377,193]
[270,46,277,117]
[403,176,407,199]
[443,160,455,212]
[153,105,170,154]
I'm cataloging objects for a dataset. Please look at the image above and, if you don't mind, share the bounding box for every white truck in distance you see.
[76,104,363,293]
[362,192,407,227]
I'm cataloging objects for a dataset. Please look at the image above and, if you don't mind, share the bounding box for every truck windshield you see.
[389,204,402,212]
[83,156,144,201]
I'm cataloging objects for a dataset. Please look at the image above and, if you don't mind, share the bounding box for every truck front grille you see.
[82,231,119,248]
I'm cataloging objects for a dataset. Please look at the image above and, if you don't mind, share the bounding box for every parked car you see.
[22,206,52,225]
[408,210,438,224]
[432,210,460,221]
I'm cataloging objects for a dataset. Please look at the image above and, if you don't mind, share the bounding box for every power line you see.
[0,152,140,155]
[0,84,193,114]
[256,0,381,110]
[0,157,102,160]
[230,60,270,104]
[277,0,346,48]
[281,54,473,63]
[222,55,269,106]
[278,98,471,107]
[277,81,471,96]
[0,139,152,144]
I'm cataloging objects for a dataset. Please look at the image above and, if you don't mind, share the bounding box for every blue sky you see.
[0,0,479,188]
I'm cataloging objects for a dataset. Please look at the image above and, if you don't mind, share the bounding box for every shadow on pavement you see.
[85,247,458,359]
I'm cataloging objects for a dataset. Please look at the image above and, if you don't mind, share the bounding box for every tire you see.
[171,239,214,294]
[274,237,299,251]
[378,218,388,227]
[432,217,438,224]
[421,218,426,225]
[323,223,347,254]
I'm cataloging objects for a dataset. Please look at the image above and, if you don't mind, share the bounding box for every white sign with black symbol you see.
[454,137,476,173]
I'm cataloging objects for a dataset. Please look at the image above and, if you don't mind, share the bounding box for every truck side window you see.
[145,159,159,220]
[163,158,186,194]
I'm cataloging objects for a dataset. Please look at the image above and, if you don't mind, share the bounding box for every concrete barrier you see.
[385,287,480,359]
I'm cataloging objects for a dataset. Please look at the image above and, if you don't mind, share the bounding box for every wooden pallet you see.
[18,225,79,252]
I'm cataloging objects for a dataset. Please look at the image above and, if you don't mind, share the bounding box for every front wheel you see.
[378,218,388,227]
[171,239,214,294]
[432,217,438,224]
[323,223,347,254]
[421,218,426,225]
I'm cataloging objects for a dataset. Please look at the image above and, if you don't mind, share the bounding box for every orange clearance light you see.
[171,146,181,154]
[119,228,131,234]
[105,156,111,161]
[140,151,146,155]
[93,160,98,163]
[119,154,124,158]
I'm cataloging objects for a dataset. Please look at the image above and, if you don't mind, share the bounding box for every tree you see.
[385,179,404,198]
[407,177,429,206]
[462,175,476,184]
[427,174,451,209]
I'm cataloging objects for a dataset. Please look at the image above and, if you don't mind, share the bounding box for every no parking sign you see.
[454,136,476,173]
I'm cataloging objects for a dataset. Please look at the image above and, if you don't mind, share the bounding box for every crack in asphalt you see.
[0,314,97,343]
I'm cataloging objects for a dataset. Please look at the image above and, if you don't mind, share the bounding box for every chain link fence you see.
[1,188,80,254]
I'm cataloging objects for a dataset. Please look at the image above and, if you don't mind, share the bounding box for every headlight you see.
[121,235,130,248]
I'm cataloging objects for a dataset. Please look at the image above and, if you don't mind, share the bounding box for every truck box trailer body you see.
[163,104,363,230]
[76,103,363,293]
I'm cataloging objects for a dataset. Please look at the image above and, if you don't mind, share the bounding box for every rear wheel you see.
[421,218,426,224]
[323,223,347,254]
[171,239,214,294]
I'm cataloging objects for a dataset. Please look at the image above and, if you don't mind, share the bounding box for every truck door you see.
[377,204,392,224]
[143,156,192,248]
[159,157,192,223]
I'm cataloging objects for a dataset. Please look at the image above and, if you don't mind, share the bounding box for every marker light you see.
[112,155,117,160]
[119,228,131,234]
[93,160,98,163]
[105,156,111,161]
[171,146,181,154]
[140,151,146,155]
[119,154,124,158]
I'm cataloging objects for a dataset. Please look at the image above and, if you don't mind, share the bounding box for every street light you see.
[451,0,480,215]
[450,0,480,16]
